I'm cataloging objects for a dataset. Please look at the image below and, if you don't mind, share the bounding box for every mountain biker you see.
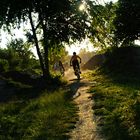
[59,60,65,75]
[70,52,81,73]
[54,60,65,75]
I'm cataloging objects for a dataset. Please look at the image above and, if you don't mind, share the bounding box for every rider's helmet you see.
[73,52,76,55]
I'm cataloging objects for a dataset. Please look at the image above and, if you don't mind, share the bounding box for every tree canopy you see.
[0,0,91,42]
[0,0,94,77]
[89,2,117,50]
[114,0,140,45]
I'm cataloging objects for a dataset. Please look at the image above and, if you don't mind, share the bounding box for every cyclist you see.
[70,52,81,73]
[54,60,65,76]
[58,60,65,76]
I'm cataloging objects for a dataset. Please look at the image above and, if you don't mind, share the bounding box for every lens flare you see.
[79,4,85,11]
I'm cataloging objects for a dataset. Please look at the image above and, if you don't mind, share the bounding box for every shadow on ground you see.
[67,77,90,98]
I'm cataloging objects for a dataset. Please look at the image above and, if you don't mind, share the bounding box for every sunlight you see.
[65,39,97,55]
[134,40,140,46]
[79,4,85,11]
[98,0,118,5]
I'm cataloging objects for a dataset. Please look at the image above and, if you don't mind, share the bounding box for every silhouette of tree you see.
[114,0,140,46]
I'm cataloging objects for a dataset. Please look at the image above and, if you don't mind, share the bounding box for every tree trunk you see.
[42,23,50,77]
[28,9,46,77]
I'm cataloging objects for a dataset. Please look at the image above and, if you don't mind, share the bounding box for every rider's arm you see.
[70,56,73,66]
[77,55,81,63]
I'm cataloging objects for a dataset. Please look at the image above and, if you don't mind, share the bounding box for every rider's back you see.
[71,55,79,62]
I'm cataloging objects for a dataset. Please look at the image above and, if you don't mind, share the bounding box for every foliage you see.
[7,39,35,59]
[0,47,20,71]
[0,39,39,72]
[49,43,68,70]
[0,59,9,72]
[89,2,117,50]
[114,0,140,46]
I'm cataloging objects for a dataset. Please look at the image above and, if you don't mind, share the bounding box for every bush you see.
[0,59,9,72]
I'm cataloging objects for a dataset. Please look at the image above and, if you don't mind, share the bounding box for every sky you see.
[65,39,98,55]
[97,0,118,5]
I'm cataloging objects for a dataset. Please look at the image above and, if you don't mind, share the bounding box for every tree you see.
[6,39,36,70]
[0,38,37,71]
[89,2,117,50]
[114,0,140,46]
[0,0,93,78]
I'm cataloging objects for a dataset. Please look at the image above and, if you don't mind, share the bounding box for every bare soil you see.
[65,69,104,140]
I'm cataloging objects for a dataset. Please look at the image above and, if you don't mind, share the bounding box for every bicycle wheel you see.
[77,73,80,79]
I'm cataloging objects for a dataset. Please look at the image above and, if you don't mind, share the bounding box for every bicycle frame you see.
[74,66,80,79]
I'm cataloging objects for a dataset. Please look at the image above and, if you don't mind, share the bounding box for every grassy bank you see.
[87,57,140,140]
[86,69,140,140]
[0,79,78,140]
[83,45,140,140]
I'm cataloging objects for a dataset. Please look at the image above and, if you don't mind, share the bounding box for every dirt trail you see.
[65,69,103,140]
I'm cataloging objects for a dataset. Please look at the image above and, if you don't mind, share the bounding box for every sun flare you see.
[79,4,85,11]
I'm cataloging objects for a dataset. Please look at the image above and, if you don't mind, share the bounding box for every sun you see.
[79,4,85,11]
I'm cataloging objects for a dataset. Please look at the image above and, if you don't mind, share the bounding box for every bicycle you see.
[54,61,65,76]
[60,67,65,76]
[74,65,81,80]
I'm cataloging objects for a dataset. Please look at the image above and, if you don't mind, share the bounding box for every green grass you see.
[0,83,78,140]
[85,70,140,140]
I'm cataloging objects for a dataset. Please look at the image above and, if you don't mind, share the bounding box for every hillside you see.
[82,46,140,75]
[83,46,140,140]
[82,53,105,70]
[105,46,140,71]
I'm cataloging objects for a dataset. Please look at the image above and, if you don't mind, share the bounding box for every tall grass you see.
[0,88,78,140]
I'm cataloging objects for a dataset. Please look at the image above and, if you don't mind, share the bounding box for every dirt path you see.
[65,69,103,140]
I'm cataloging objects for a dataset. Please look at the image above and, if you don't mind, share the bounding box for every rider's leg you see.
[76,61,81,73]
[72,62,77,75]
[72,62,76,71]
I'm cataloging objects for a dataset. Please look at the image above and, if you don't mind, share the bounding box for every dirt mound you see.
[82,46,140,71]
[104,46,140,74]
[82,54,105,70]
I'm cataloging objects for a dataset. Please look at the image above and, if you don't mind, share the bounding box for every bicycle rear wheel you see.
[77,73,80,79]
